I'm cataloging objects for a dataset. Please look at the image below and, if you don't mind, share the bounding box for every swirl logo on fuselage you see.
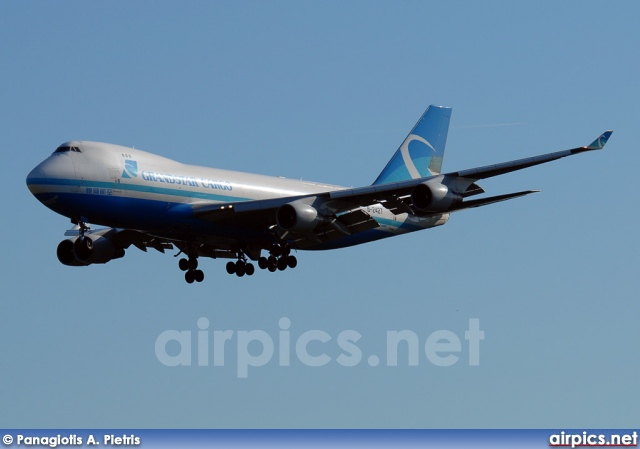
[122,160,138,179]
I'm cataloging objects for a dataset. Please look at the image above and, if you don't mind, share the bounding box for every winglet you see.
[586,130,613,150]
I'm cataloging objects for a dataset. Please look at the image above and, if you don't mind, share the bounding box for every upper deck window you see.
[53,146,81,154]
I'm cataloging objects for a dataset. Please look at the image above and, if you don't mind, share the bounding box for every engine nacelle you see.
[57,239,88,266]
[411,182,462,212]
[73,234,124,264]
[56,234,125,266]
[276,201,322,232]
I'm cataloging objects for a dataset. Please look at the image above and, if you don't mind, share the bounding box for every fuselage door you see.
[110,168,123,194]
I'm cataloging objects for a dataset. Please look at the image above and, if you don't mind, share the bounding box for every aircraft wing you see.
[65,225,175,253]
[450,130,613,180]
[192,195,381,243]
[191,131,612,244]
[326,130,613,208]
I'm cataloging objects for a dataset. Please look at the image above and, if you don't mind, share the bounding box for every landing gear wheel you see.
[287,255,297,269]
[194,270,204,283]
[245,263,255,276]
[258,257,268,270]
[185,270,195,284]
[179,258,189,271]
[277,257,288,271]
[267,256,277,271]
[235,262,246,277]
[226,261,236,274]
[188,258,198,270]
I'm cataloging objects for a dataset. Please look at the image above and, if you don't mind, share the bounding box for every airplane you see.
[26,105,612,283]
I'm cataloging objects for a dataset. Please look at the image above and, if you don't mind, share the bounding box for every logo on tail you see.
[400,134,437,179]
[373,105,452,185]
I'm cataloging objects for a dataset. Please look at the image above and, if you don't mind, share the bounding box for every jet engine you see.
[57,233,125,266]
[276,201,322,232]
[56,239,87,266]
[410,181,462,213]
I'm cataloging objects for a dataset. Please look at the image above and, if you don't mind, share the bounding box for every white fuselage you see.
[27,141,448,249]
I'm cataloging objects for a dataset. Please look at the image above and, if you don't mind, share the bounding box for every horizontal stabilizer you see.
[448,190,539,213]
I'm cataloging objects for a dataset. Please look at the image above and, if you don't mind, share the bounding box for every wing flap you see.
[448,190,539,213]
[280,209,379,249]
[335,209,379,232]
[378,196,414,215]
[62,226,174,253]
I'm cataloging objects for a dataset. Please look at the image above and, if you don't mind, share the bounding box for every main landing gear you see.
[257,244,297,273]
[225,258,255,277]
[177,243,298,282]
[178,256,204,284]
[224,244,297,277]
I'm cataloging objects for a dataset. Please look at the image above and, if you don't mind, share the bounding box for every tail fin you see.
[373,105,452,185]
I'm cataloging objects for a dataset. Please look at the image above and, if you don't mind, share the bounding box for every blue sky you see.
[1,1,638,428]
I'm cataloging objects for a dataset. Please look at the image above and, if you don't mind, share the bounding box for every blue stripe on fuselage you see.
[29,178,425,250]
[32,190,269,244]
[373,216,427,233]
[26,177,250,203]
[309,217,425,250]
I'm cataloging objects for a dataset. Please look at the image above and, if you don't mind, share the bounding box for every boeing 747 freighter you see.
[26,105,612,283]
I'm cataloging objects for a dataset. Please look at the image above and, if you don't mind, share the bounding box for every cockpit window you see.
[53,146,81,154]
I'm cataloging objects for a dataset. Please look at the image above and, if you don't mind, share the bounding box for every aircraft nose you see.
[26,153,76,199]
[26,163,48,196]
